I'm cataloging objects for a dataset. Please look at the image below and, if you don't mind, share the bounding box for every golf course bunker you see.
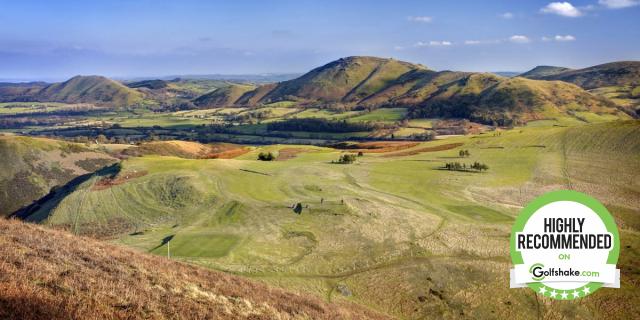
[152,233,240,258]
[382,142,463,157]
[276,148,309,161]
[330,141,419,153]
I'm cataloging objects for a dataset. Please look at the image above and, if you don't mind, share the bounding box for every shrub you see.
[257,152,275,161]
[334,154,357,164]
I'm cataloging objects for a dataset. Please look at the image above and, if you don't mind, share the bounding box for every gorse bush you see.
[257,152,275,161]
[334,154,357,164]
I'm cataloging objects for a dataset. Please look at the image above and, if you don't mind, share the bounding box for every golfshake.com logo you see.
[529,263,602,281]
[510,190,620,300]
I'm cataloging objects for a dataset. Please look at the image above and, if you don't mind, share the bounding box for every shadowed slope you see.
[0,135,117,217]
[0,219,389,320]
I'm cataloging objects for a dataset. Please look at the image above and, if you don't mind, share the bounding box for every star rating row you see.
[537,285,591,299]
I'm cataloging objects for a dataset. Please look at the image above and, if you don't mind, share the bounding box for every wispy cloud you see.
[407,16,432,23]
[555,34,576,41]
[464,39,503,45]
[414,40,452,47]
[509,35,531,43]
[599,0,640,8]
[542,35,577,42]
[540,2,583,17]
[500,12,515,19]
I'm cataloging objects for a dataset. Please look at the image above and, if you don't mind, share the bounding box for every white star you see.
[560,291,569,299]
[549,290,558,298]
[582,286,591,295]
[538,286,547,295]
[572,290,580,298]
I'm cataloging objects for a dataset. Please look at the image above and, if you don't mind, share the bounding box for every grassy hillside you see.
[410,76,624,125]
[37,76,144,107]
[0,135,116,217]
[193,84,257,108]
[260,56,424,103]
[236,83,278,105]
[21,121,640,319]
[185,57,634,125]
[0,82,47,102]
[518,66,572,79]
[126,79,168,90]
[0,218,388,320]
[524,61,640,89]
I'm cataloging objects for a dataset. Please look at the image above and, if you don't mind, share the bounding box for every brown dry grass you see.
[92,170,148,191]
[276,148,308,161]
[123,141,249,160]
[204,147,250,159]
[331,141,419,153]
[0,219,390,320]
[382,142,463,157]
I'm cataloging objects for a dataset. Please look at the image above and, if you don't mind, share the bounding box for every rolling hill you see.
[0,76,144,107]
[126,79,168,90]
[0,218,387,320]
[36,75,144,106]
[189,57,632,124]
[518,66,572,79]
[520,61,640,89]
[0,82,48,102]
[410,76,620,124]
[261,56,424,103]
[193,83,257,108]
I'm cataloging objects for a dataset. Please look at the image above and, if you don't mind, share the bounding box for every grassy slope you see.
[0,135,116,216]
[179,58,639,127]
[519,66,572,79]
[193,84,257,108]
[409,75,626,123]
[24,120,640,319]
[531,61,640,89]
[260,56,423,103]
[477,77,622,119]
[38,76,144,106]
[0,219,388,320]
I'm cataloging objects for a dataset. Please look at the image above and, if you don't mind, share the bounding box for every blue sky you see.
[1,0,639,80]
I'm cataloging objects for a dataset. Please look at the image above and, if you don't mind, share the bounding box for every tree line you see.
[267,118,375,133]
[444,161,489,172]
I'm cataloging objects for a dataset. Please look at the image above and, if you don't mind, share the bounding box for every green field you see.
[347,107,407,122]
[23,120,640,319]
[0,102,92,114]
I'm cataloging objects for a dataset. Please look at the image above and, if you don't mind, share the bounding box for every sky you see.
[0,0,639,81]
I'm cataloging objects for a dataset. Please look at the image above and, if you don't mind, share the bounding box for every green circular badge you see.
[510,190,619,300]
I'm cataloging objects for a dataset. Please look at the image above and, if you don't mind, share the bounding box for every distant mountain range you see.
[0,57,638,123]
[123,73,302,84]
[193,57,638,124]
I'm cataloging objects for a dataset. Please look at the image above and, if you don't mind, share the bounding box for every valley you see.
[6,120,639,319]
